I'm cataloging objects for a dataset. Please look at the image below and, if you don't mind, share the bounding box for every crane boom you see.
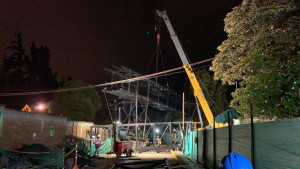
[156,10,215,125]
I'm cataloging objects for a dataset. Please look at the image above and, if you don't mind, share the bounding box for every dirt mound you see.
[17,144,52,152]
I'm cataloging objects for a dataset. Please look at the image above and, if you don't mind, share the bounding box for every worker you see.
[156,136,162,146]
[94,135,101,156]
[219,152,253,169]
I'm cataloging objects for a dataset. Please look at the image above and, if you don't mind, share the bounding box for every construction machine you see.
[156,10,223,127]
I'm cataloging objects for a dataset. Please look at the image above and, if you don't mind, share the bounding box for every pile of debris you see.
[0,144,102,169]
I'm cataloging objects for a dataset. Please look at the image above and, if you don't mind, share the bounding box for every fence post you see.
[213,117,216,169]
[227,110,232,154]
[202,129,206,166]
[197,129,199,163]
[62,146,65,169]
[250,102,255,169]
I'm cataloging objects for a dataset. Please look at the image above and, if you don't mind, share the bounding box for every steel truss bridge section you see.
[89,122,199,153]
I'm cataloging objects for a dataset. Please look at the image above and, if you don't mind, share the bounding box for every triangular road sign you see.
[22,104,32,112]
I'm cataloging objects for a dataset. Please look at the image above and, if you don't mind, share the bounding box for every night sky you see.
[0,0,242,92]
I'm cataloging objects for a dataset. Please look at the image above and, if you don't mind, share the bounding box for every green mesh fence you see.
[191,131,197,160]
[184,131,192,156]
[182,117,300,169]
[90,138,112,155]
[30,149,63,167]
[216,126,229,166]
[197,131,203,163]
[162,133,172,145]
[254,118,300,168]
[177,131,183,145]
[182,131,200,161]
[205,129,214,169]
[231,124,251,161]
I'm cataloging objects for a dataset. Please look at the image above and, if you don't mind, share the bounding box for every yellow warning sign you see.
[22,104,32,112]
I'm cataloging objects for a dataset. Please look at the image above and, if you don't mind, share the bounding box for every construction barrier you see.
[65,137,112,155]
[89,138,112,155]
[183,117,300,169]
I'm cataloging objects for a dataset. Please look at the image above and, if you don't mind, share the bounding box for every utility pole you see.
[118,107,121,123]
[183,92,185,130]
[182,92,185,152]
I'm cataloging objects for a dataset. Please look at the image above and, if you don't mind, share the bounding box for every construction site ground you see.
[83,150,202,169]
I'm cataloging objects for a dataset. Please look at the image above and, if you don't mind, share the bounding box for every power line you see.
[0,57,214,96]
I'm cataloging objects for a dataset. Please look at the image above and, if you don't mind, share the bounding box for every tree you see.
[210,0,300,118]
[51,80,101,121]
[29,43,58,89]
[0,34,59,109]
[2,34,30,86]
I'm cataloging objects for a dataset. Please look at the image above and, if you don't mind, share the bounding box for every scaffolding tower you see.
[102,66,182,139]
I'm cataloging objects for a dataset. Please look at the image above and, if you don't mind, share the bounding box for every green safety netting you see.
[177,131,183,145]
[197,131,203,163]
[183,131,198,160]
[30,149,63,167]
[231,124,251,162]
[162,133,172,145]
[204,129,214,169]
[90,138,112,155]
[253,118,300,169]
[182,117,300,169]
[0,147,63,167]
[216,126,229,167]
[191,131,197,160]
[65,138,112,155]
[215,108,239,123]
[184,131,192,156]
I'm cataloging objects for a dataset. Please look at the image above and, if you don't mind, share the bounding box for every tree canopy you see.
[0,34,58,109]
[210,0,300,118]
[51,80,101,121]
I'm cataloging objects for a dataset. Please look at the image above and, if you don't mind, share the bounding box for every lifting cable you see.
[152,13,169,87]
[0,57,214,97]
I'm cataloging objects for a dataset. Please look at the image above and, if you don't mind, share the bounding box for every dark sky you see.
[0,0,242,92]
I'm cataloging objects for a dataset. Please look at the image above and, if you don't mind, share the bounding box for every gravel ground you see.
[84,151,179,169]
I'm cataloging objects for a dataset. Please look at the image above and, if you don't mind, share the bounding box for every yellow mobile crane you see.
[156,10,222,127]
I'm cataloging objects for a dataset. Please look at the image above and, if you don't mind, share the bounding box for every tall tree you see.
[210,0,300,118]
[2,34,30,86]
[51,80,101,121]
[0,34,59,109]
[29,43,58,89]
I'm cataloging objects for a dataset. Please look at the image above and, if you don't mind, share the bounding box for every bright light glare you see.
[38,105,44,110]
[36,103,46,111]
[155,129,160,133]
